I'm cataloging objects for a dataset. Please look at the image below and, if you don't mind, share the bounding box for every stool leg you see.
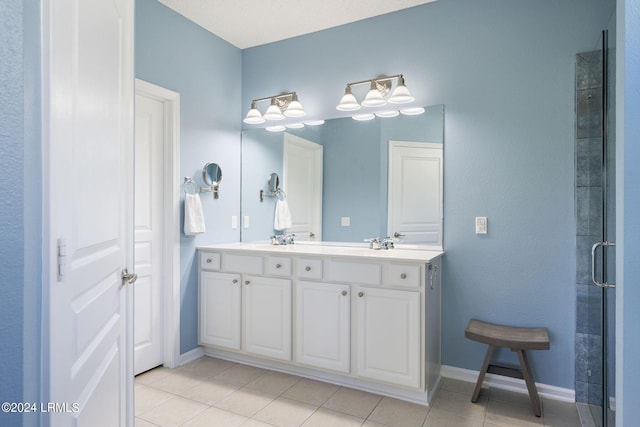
[516,349,542,417]
[472,344,494,403]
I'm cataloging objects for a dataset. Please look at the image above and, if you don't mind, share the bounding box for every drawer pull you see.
[206,258,212,263]
[232,279,238,284]
[400,273,407,279]
[341,290,347,296]
[358,291,364,297]
[305,266,311,272]
[276,263,281,269]
[244,280,250,285]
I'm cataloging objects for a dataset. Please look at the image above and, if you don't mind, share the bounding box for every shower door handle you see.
[591,241,616,288]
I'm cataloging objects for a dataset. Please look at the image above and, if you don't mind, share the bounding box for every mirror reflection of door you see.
[387,141,443,248]
[283,134,323,240]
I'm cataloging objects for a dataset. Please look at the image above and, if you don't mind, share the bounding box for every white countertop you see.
[198,242,444,263]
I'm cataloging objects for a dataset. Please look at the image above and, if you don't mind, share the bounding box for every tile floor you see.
[135,356,581,427]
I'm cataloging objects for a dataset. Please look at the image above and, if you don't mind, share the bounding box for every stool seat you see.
[465,319,550,350]
[465,319,550,417]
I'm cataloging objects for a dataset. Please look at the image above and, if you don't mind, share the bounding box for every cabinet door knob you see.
[305,266,311,271]
[400,273,407,279]
[275,263,281,269]
[358,291,364,297]
[232,279,238,284]
[206,258,212,263]
[341,290,347,296]
[244,280,250,285]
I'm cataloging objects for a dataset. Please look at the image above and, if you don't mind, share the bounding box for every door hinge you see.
[57,238,67,282]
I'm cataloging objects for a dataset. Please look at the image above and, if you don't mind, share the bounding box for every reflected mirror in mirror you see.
[202,162,222,187]
[241,105,444,248]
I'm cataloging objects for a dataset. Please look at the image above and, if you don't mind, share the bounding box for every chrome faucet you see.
[271,233,295,245]
[381,237,395,250]
[365,237,395,250]
[365,237,381,250]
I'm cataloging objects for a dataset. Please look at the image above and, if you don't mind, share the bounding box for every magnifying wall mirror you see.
[202,162,222,198]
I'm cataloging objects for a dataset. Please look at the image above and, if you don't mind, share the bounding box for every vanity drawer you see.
[266,256,292,277]
[327,259,381,286]
[297,258,323,280]
[222,253,264,274]
[200,252,221,271]
[386,263,422,289]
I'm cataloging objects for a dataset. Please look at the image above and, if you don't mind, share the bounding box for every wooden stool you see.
[464,319,550,417]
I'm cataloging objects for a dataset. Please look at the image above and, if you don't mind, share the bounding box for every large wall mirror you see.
[241,104,444,248]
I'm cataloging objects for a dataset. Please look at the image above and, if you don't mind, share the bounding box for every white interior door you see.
[388,141,443,248]
[45,0,134,425]
[134,92,165,375]
[283,134,323,240]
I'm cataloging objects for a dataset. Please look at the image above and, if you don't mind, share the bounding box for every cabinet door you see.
[296,281,350,373]
[243,276,292,361]
[356,287,421,389]
[200,272,241,349]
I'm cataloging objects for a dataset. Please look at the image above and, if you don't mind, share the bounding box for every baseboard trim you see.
[440,365,575,402]
[178,347,205,366]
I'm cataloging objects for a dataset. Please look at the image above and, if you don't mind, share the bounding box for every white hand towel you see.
[184,193,205,236]
[274,199,292,231]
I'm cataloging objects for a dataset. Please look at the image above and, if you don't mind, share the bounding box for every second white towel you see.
[184,193,205,236]
[274,199,292,231]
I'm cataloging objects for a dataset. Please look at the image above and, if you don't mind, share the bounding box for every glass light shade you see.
[388,84,415,104]
[400,107,426,116]
[352,113,375,121]
[375,110,400,118]
[263,104,285,121]
[303,120,325,126]
[266,125,286,132]
[243,108,265,124]
[336,93,361,111]
[285,122,305,129]
[284,100,305,117]
[361,88,387,107]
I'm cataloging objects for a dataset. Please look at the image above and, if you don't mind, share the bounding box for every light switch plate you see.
[341,217,350,227]
[243,215,250,229]
[475,217,487,234]
[231,215,238,229]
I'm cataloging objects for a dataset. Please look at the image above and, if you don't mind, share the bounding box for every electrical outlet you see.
[243,215,250,229]
[475,217,487,234]
[231,215,238,229]
[341,217,350,227]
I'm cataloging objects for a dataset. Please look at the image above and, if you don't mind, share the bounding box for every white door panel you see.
[283,134,323,241]
[46,0,134,424]
[134,93,165,375]
[388,141,443,247]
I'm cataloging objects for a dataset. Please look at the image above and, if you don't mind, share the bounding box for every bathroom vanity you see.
[197,243,443,404]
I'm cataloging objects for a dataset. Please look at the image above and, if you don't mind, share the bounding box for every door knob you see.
[121,268,138,286]
[393,232,405,238]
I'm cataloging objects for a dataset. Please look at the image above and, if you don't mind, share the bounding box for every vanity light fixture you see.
[303,119,325,126]
[400,107,426,115]
[336,74,415,111]
[285,122,305,129]
[375,110,400,118]
[266,125,287,132]
[243,92,306,124]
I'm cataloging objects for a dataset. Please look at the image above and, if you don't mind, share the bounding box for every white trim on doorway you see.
[135,79,181,368]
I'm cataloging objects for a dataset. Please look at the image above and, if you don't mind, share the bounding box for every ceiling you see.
[157,0,437,49]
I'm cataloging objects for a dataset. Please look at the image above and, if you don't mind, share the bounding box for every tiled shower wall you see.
[575,50,603,405]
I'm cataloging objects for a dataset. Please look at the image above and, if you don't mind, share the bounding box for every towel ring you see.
[184,177,199,195]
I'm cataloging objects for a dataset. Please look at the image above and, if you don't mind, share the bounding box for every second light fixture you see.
[336,74,415,111]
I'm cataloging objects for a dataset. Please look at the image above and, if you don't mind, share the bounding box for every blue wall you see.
[0,1,25,425]
[242,0,614,389]
[135,0,242,353]
[617,0,640,424]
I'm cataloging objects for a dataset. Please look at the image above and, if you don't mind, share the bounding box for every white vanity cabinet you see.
[198,244,443,405]
[199,271,241,350]
[295,280,350,372]
[355,286,421,388]
[243,275,292,361]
